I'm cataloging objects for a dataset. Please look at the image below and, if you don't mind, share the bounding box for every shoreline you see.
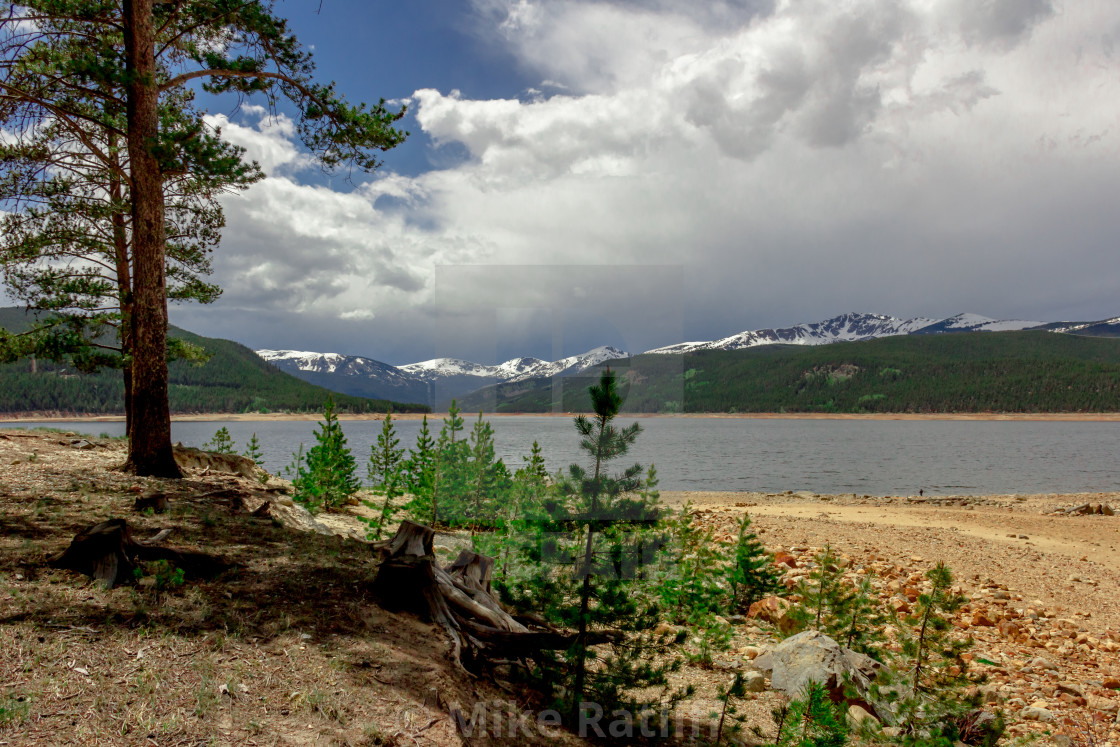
[3,411,1120,423]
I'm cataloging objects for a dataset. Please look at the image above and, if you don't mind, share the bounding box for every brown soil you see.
[2,429,1118,746]
[664,490,1120,745]
[0,430,581,746]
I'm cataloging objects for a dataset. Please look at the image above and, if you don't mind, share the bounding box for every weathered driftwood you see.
[49,518,227,589]
[372,520,620,672]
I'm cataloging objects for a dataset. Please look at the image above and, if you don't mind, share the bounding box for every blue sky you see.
[282,0,534,176]
[151,0,1120,365]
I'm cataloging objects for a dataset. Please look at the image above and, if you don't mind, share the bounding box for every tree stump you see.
[134,493,170,513]
[372,521,621,672]
[49,518,228,589]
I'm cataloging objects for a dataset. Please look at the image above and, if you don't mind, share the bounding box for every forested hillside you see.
[458,331,1120,413]
[0,312,428,415]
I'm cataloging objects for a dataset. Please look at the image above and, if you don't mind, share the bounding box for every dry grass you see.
[0,430,586,746]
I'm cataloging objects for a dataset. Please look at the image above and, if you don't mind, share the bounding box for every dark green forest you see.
[458,331,1120,414]
[0,316,428,415]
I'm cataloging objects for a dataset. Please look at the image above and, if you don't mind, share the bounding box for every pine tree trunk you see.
[110,144,133,438]
[122,0,180,477]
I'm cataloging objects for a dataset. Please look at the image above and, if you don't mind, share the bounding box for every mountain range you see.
[0,307,426,416]
[257,312,1120,407]
[258,345,629,407]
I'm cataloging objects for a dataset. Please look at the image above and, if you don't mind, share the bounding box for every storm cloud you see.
[171,0,1119,365]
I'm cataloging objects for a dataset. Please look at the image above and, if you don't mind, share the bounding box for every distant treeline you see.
[458,331,1120,414]
[0,327,429,415]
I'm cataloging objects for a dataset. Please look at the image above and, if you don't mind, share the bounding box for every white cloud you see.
[187,0,1120,362]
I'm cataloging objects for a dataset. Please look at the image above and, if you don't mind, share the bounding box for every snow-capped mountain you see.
[256,346,631,407]
[256,312,1117,407]
[1041,317,1120,337]
[643,313,939,354]
[400,346,629,384]
[909,313,1043,335]
[257,349,433,405]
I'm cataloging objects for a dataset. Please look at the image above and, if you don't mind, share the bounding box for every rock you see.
[742,671,766,692]
[1086,695,1119,714]
[971,612,996,627]
[847,704,878,726]
[267,500,333,536]
[1026,656,1059,672]
[1056,682,1083,696]
[979,684,1004,704]
[747,596,798,634]
[997,621,1020,638]
[1019,706,1055,722]
[751,631,887,719]
[774,551,798,568]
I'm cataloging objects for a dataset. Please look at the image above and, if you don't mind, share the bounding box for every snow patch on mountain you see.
[259,346,631,391]
[399,346,629,383]
[916,313,1044,334]
[643,313,937,355]
[256,349,349,374]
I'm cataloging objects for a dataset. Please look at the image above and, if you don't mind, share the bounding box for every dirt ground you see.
[1,429,1118,746]
[662,489,1120,746]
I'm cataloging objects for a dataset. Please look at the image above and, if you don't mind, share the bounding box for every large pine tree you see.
[0,1,406,475]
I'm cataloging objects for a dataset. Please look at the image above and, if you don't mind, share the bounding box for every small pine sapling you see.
[285,396,360,513]
[519,440,549,483]
[687,611,734,669]
[465,412,509,528]
[772,681,849,747]
[835,573,888,658]
[243,433,265,465]
[659,501,730,623]
[789,544,852,637]
[728,513,782,613]
[204,426,235,454]
[365,411,406,541]
[403,415,436,522]
[475,441,551,581]
[872,561,985,745]
[243,433,269,484]
[430,400,469,526]
[498,370,687,725]
[713,672,749,745]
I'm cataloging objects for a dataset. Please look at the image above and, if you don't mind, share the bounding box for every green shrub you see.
[285,396,360,513]
[203,426,235,454]
[364,411,405,541]
[728,513,782,612]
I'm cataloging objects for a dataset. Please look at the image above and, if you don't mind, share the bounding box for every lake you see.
[5,416,1118,496]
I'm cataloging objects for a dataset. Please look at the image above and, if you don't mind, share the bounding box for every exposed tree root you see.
[372,520,619,672]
